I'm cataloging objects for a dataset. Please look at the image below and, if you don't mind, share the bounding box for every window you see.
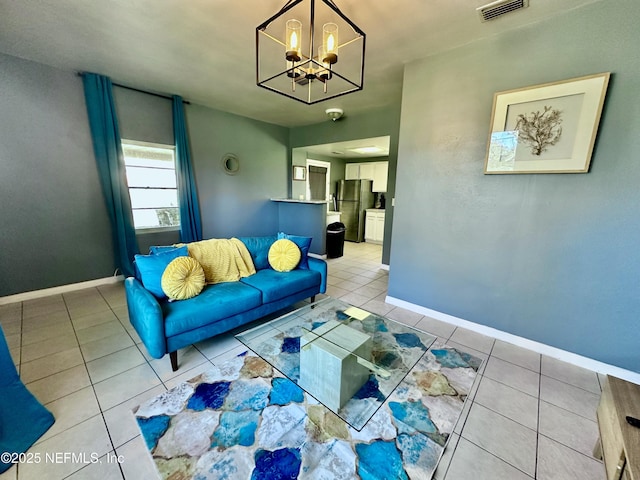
[122,141,180,230]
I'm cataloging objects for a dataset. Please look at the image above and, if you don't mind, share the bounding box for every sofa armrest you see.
[307,257,327,294]
[124,277,167,359]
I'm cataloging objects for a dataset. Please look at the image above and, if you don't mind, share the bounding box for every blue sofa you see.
[125,236,327,371]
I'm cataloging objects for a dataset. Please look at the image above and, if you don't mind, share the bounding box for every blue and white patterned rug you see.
[134,340,481,480]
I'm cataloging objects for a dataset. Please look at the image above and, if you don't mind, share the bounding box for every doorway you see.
[306,159,331,206]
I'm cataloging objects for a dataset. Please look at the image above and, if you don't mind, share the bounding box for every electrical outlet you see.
[392,197,395,207]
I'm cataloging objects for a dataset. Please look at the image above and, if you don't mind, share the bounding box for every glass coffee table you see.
[236,297,437,430]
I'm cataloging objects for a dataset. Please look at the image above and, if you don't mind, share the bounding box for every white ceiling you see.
[300,136,390,159]
[0,0,601,127]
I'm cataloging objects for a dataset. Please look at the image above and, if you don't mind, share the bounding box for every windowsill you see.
[135,226,180,235]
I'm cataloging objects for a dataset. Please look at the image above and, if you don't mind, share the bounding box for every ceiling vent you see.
[477,0,529,22]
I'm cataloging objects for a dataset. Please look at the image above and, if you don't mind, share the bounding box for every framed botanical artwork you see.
[292,165,306,181]
[483,72,610,174]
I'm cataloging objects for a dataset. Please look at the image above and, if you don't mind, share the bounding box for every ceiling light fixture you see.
[256,0,366,105]
[326,107,344,121]
[348,146,384,154]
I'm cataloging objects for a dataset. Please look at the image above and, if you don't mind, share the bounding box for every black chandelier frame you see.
[256,0,366,105]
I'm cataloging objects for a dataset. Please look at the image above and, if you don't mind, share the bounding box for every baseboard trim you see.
[380,264,390,271]
[0,275,125,305]
[386,295,640,385]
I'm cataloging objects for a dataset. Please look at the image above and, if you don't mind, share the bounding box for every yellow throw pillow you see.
[268,239,301,272]
[161,256,206,301]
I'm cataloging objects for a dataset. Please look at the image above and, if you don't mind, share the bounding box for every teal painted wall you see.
[186,104,289,239]
[290,105,402,265]
[0,53,115,296]
[390,0,640,372]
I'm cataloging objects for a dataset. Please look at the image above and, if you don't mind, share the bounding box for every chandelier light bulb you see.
[285,19,302,62]
[322,23,338,64]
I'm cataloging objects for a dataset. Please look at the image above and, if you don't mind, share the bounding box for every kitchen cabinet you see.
[345,163,360,180]
[344,162,388,192]
[373,162,388,192]
[359,163,375,181]
[365,209,385,244]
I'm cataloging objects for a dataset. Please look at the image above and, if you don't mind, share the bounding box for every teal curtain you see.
[173,95,202,243]
[83,73,139,277]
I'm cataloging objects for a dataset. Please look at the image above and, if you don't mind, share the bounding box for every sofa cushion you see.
[161,257,206,301]
[237,236,277,270]
[268,239,301,272]
[163,282,262,337]
[134,246,189,299]
[240,269,321,303]
[149,245,181,254]
[277,232,312,269]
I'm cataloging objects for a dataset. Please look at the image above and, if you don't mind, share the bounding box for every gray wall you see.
[113,87,180,252]
[0,53,291,297]
[186,104,289,238]
[290,105,402,265]
[114,87,174,146]
[390,0,640,372]
[0,53,115,296]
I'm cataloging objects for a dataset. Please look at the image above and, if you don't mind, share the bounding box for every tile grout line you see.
[448,337,494,473]
[537,431,605,466]
[387,291,602,473]
[7,245,605,479]
[462,437,536,479]
[95,285,158,480]
[63,288,125,480]
[457,340,541,479]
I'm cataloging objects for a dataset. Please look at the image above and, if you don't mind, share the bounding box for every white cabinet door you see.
[345,163,359,180]
[365,211,375,241]
[365,211,385,243]
[372,162,388,192]
[359,163,375,180]
[365,211,376,241]
[374,213,385,242]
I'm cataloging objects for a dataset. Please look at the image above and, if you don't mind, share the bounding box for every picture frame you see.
[483,72,610,174]
[293,165,307,181]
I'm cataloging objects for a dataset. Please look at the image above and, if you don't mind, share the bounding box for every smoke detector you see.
[325,108,344,121]
[477,0,529,22]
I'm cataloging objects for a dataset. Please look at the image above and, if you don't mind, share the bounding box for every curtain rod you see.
[76,72,190,104]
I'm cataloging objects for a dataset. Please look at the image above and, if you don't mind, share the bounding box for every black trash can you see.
[326,222,346,258]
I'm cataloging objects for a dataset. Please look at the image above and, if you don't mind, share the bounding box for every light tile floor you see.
[0,241,606,479]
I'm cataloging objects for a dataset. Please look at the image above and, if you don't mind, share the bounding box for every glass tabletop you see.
[236,297,437,430]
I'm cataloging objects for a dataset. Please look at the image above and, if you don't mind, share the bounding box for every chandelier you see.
[256,0,365,105]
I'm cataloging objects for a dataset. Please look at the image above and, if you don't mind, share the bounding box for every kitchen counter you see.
[270,198,329,205]
[270,198,328,255]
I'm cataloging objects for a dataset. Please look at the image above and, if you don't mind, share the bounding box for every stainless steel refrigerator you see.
[336,179,374,242]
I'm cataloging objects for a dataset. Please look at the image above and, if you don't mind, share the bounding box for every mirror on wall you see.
[221,153,239,175]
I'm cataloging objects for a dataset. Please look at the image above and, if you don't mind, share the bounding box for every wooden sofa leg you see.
[170,351,178,372]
